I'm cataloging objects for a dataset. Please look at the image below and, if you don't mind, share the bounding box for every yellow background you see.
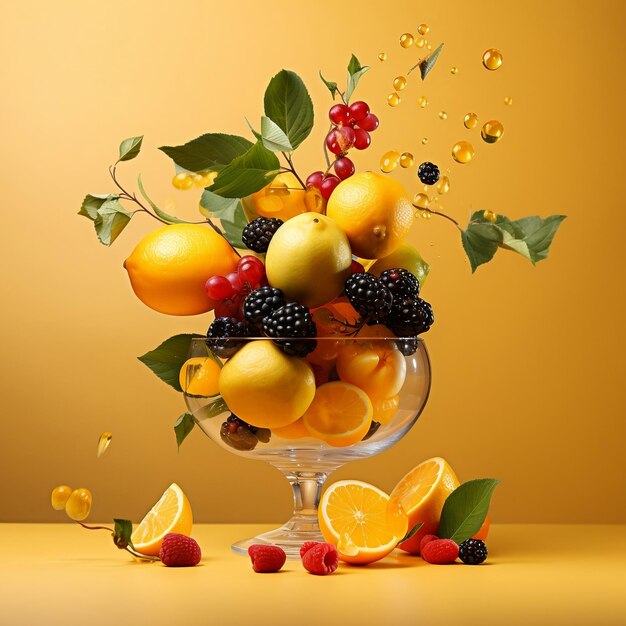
[1,0,624,523]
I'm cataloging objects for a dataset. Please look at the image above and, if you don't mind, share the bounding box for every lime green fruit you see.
[369,244,430,286]
[265,213,352,309]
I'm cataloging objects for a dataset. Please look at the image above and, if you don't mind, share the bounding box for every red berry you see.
[306,171,324,189]
[248,544,286,573]
[421,539,459,564]
[334,156,355,180]
[358,113,379,132]
[159,533,201,567]
[205,275,234,300]
[215,294,242,319]
[320,175,340,199]
[300,541,321,558]
[237,256,265,285]
[301,542,339,576]
[328,103,352,125]
[226,271,243,292]
[349,100,370,122]
[354,129,371,150]
[350,260,365,274]
[326,127,356,155]
[419,534,439,555]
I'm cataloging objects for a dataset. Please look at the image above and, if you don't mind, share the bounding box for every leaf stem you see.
[76,522,114,532]
[281,152,306,189]
[407,56,427,76]
[426,208,462,229]
[109,165,169,225]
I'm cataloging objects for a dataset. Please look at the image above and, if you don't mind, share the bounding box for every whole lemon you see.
[124,224,239,316]
[219,340,316,429]
[326,172,413,259]
[369,243,430,286]
[265,213,352,308]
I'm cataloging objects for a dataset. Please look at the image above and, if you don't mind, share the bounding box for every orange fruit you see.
[124,224,238,315]
[372,395,400,425]
[472,514,490,541]
[273,417,310,439]
[302,382,372,447]
[389,457,460,554]
[318,480,408,564]
[326,172,413,259]
[131,483,193,556]
[179,357,221,396]
[241,172,308,221]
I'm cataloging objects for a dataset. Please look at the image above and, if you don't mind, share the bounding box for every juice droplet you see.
[416,36,426,48]
[97,432,112,458]
[451,141,475,164]
[412,192,430,209]
[481,120,504,144]
[417,96,428,108]
[482,48,503,71]
[393,76,407,91]
[417,23,429,36]
[378,52,387,62]
[437,176,450,194]
[426,43,432,50]
[387,92,401,107]
[483,210,497,222]
[421,137,429,145]
[400,33,414,48]
[464,112,479,129]
[504,96,513,106]
[438,111,448,120]
[422,210,432,219]
[380,150,401,173]
[450,66,459,75]
[399,152,414,168]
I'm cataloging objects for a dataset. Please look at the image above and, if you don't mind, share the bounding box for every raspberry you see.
[301,542,339,575]
[388,297,434,336]
[243,286,286,331]
[248,544,286,573]
[421,539,459,564]
[419,534,439,555]
[219,414,270,451]
[379,268,420,299]
[417,161,440,185]
[344,273,392,325]
[159,533,201,567]
[299,541,321,558]
[458,538,488,565]
[262,302,317,357]
[242,217,283,253]
[206,317,247,358]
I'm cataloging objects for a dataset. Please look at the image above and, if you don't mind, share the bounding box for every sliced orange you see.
[389,457,459,554]
[179,357,221,396]
[273,417,310,440]
[131,483,193,556]
[318,480,408,564]
[302,382,372,447]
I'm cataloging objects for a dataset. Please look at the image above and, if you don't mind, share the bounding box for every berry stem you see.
[124,546,160,562]
[76,522,114,532]
[323,124,333,168]
[280,152,306,189]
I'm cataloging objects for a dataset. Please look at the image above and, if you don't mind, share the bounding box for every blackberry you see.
[243,286,286,331]
[262,302,317,357]
[219,414,271,452]
[379,268,420,299]
[242,217,283,253]
[418,161,440,186]
[206,317,247,358]
[344,273,393,325]
[396,336,419,356]
[388,297,434,336]
[458,539,488,565]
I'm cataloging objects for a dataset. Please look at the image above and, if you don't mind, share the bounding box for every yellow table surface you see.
[1,524,624,626]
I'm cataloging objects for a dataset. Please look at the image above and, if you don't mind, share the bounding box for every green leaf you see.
[94,198,132,246]
[260,116,293,152]
[346,54,370,102]
[209,141,280,199]
[319,71,338,100]
[174,412,195,449]
[138,334,204,392]
[137,174,185,224]
[118,136,143,162]
[461,222,502,272]
[398,522,424,545]
[113,518,134,549]
[199,397,229,420]
[199,190,241,222]
[419,43,444,80]
[514,215,567,264]
[438,479,500,544]
[79,194,118,220]
[159,134,253,173]
[245,118,263,142]
[221,203,248,249]
[263,70,314,150]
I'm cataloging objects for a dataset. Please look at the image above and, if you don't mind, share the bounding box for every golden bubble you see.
[97,432,112,458]
[482,48,503,71]
[400,33,414,48]
[504,96,513,106]
[416,36,426,48]
[393,76,407,91]
[481,120,504,144]
[422,210,432,219]
[172,172,193,190]
[437,176,450,194]
[417,96,428,108]
[412,192,430,209]
[380,150,401,173]
[438,111,448,120]
[378,52,387,62]
[417,23,429,36]
[483,210,497,222]
[399,152,414,168]
[426,43,432,50]
[387,92,401,107]
[450,66,459,75]
[421,137,429,145]
[451,141,475,164]
[464,112,479,129]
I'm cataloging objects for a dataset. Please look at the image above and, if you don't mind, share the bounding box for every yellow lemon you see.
[326,172,413,259]
[219,340,315,429]
[265,213,352,308]
[369,243,430,286]
[241,172,308,221]
[124,224,239,315]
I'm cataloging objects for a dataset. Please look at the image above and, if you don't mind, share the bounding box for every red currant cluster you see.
[205,255,266,318]
[306,101,379,200]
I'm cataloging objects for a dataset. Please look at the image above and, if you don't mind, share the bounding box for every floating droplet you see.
[438,111,448,120]
[400,33,414,48]
[421,137,429,145]
[422,210,432,219]
[450,66,459,75]
[417,96,428,108]
[380,150,401,173]
[483,210,497,222]
[416,37,426,48]
[437,176,450,194]
[400,152,414,168]
[504,96,513,106]
[378,52,387,62]
[482,48,503,71]
[451,141,475,164]
[426,43,432,50]
[417,23,429,36]
[464,112,479,129]
[393,76,407,91]
[412,192,430,209]
[387,92,401,107]
[481,120,504,144]
[97,432,112,458]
